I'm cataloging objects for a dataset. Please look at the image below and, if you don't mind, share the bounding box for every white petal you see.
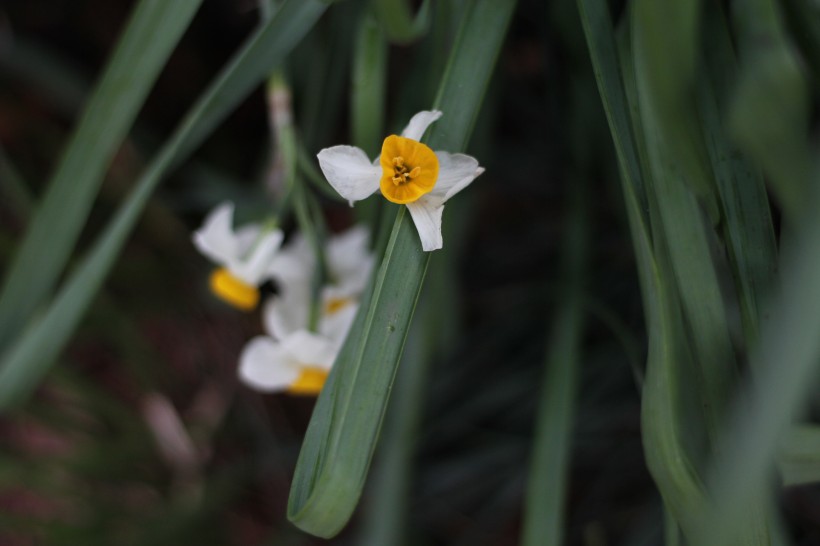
[234,224,262,254]
[282,330,338,370]
[192,202,239,264]
[317,146,381,203]
[268,234,314,285]
[229,229,284,285]
[320,300,359,345]
[268,253,306,285]
[326,226,374,295]
[327,225,370,268]
[263,293,309,339]
[401,110,442,141]
[430,152,484,204]
[406,198,445,251]
[238,336,300,392]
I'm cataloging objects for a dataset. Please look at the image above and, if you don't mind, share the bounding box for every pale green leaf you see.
[372,0,430,44]
[778,425,820,487]
[287,0,517,537]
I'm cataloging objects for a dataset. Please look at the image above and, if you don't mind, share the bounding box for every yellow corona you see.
[379,135,439,204]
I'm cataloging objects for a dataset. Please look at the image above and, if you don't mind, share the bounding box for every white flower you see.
[238,331,337,395]
[192,201,284,310]
[317,110,484,251]
[238,287,358,396]
[266,226,373,337]
[237,226,370,395]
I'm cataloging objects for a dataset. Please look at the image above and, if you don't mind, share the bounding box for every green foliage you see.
[2,0,820,543]
[287,1,517,536]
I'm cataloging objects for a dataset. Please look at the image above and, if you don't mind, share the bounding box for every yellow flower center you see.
[325,297,352,315]
[287,367,329,395]
[209,268,260,311]
[379,135,439,204]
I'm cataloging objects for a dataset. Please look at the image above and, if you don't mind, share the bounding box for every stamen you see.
[391,155,419,186]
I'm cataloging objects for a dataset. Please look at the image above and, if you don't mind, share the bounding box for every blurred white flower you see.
[317,110,484,251]
[237,226,372,395]
[192,202,283,310]
[238,286,358,395]
[239,330,341,395]
[266,225,373,337]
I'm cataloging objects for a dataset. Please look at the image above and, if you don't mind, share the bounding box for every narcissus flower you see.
[317,110,484,251]
[237,226,372,396]
[266,226,373,336]
[239,330,340,395]
[238,286,358,395]
[192,202,283,311]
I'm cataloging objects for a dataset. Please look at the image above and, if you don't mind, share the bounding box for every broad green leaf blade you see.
[521,177,588,546]
[287,208,427,538]
[0,0,327,409]
[351,14,387,156]
[578,0,732,534]
[641,254,710,543]
[631,5,779,543]
[782,0,820,83]
[350,12,388,226]
[357,298,431,546]
[287,0,517,537]
[372,0,430,44]
[632,0,738,445]
[575,0,648,232]
[779,425,820,487]
[0,0,203,349]
[696,205,820,546]
[698,6,778,346]
[618,26,713,539]
[297,2,359,149]
[729,0,812,221]
[577,0,709,537]
[631,0,719,222]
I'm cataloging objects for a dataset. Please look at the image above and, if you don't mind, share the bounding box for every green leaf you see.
[0,0,204,349]
[521,178,588,546]
[729,0,812,221]
[287,0,517,537]
[698,5,778,346]
[575,0,648,232]
[296,2,360,149]
[356,297,432,546]
[372,0,431,44]
[782,0,820,84]
[778,425,820,487]
[350,12,388,226]
[631,0,719,222]
[695,202,820,546]
[577,0,709,537]
[633,0,737,445]
[351,14,387,156]
[0,0,328,409]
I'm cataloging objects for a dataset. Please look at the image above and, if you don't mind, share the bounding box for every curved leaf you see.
[287,0,517,537]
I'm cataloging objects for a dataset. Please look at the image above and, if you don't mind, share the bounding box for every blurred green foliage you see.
[0,0,819,544]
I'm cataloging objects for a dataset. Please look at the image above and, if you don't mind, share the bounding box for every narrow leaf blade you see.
[287,0,517,537]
